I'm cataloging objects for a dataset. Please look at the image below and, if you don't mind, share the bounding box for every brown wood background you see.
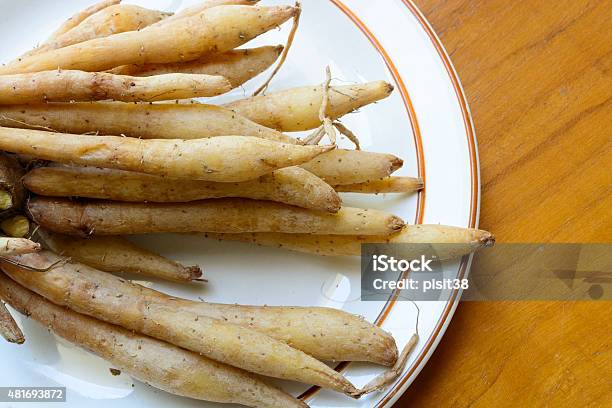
[396,0,611,406]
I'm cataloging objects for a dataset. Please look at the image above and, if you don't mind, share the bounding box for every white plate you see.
[0,0,479,407]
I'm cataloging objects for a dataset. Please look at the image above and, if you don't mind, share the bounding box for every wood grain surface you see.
[396,0,611,406]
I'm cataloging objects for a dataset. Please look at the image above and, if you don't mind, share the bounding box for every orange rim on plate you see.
[300,0,480,405]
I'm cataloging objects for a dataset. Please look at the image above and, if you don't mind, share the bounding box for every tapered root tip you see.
[379,335,399,366]
[217,77,233,92]
[4,336,26,345]
[276,5,299,19]
[479,232,495,247]
[385,82,395,95]
[184,265,203,281]
[294,2,303,16]
[390,157,404,174]
[274,44,285,54]
[344,384,361,399]
[326,193,342,213]
[480,232,495,247]
[8,333,26,344]
[389,216,406,231]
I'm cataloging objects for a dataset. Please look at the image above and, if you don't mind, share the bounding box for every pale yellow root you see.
[0,154,25,214]
[0,275,307,408]
[0,70,231,104]
[0,301,24,344]
[1,252,359,395]
[2,245,397,365]
[44,0,121,43]
[335,177,424,194]
[205,224,496,258]
[171,301,399,366]
[224,81,394,131]
[0,127,330,181]
[24,5,170,57]
[300,149,403,185]
[53,273,398,365]
[0,5,297,74]
[24,165,341,212]
[0,102,295,143]
[27,197,404,237]
[149,0,260,28]
[0,216,30,238]
[111,46,283,88]
[38,230,202,282]
[0,237,41,256]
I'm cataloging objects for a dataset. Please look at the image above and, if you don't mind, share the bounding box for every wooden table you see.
[396,0,611,406]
